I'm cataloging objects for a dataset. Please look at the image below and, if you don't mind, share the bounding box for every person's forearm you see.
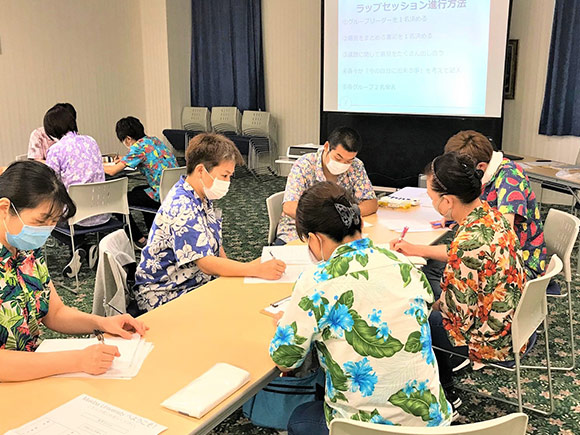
[43,305,102,335]
[282,201,297,219]
[196,255,258,277]
[0,349,81,382]
[359,198,378,216]
[417,244,448,262]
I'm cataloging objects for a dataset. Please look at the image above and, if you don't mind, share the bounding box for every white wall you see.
[503,0,580,163]
[0,0,146,162]
[0,0,191,164]
[262,0,322,174]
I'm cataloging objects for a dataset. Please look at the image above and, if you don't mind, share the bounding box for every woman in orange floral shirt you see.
[391,152,527,413]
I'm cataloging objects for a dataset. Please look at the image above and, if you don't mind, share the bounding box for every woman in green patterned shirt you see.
[0,161,147,382]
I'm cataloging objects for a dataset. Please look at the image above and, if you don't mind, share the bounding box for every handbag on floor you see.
[242,368,323,430]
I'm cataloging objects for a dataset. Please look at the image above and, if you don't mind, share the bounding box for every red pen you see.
[398,226,409,242]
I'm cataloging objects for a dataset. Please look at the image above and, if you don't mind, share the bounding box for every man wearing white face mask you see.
[134,133,287,312]
[275,127,378,244]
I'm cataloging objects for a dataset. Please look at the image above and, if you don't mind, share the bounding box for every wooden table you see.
[0,203,447,434]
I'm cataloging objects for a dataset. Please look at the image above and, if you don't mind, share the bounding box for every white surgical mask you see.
[202,167,230,200]
[326,151,351,175]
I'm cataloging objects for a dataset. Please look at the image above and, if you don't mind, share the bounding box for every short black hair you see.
[115,116,146,142]
[0,161,76,221]
[424,152,484,204]
[327,127,362,153]
[296,181,362,243]
[43,103,78,140]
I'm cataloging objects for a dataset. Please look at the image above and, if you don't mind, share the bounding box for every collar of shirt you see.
[328,237,373,261]
[177,176,213,214]
[460,202,492,228]
[315,148,351,183]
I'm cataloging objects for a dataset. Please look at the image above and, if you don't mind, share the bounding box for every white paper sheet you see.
[263,296,291,316]
[35,334,153,379]
[6,394,166,435]
[244,246,316,284]
[162,363,250,419]
[376,205,442,232]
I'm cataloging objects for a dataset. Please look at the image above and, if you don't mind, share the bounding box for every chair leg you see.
[568,282,576,370]
[515,352,523,413]
[71,233,79,294]
[125,214,135,261]
[545,319,555,414]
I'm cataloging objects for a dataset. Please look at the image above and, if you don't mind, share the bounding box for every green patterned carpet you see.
[42,172,580,434]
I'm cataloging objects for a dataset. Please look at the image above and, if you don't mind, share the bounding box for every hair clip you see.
[334,203,360,228]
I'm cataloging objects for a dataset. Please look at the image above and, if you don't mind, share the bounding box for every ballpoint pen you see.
[94,329,105,344]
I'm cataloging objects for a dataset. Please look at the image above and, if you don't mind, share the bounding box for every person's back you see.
[271,182,451,433]
[44,103,108,227]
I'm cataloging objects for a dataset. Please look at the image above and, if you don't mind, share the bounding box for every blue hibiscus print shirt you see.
[134,176,221,311]
[270,238,452,428]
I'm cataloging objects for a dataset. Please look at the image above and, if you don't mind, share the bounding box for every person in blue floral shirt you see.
[134,133,286,312]
[270,182,451,434]
[275,127,377,244]
[104,116,178,247]
[0,161,147,382]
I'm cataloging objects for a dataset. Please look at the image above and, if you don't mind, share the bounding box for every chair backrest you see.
[211,106,241,134]
[543,208,580,282]
[329,413,528,435]
[242,110,275,138]
[159,166,187,202]
[512,255,563,351]
[15,154,28,161]
[182,107,211,132]
[67,177,129,226]
[266,191,285,245]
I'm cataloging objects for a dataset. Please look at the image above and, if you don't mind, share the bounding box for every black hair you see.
[115,116,146,142]
[327,127,362,153]
[296,181,362,243]
[0,161,76,221]
[424,152,484,204]
[43,103,78,140]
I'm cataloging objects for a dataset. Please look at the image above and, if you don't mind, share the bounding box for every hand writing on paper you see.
[79,343,120,375]
[256,259,286,280]
[389,239,420,257]
[98,314,149,339]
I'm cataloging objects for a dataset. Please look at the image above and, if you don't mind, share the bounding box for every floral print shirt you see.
[27,127,56,160]
[121,136,178,202]
[135,176,221,311]
[277,149,376,242]
[45,131,109,227]
[0,244,51,351]
[271,238,451,428]
[481,158,546,278]
[440,202,527,363]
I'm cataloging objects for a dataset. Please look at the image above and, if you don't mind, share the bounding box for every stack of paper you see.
[36,333,153,379]
[6,394,166,434]
[244,245,316,284]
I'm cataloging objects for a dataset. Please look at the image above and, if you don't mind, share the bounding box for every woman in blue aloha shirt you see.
[134,133,287,312]
[270,181,451,434]
[0,161,147,382]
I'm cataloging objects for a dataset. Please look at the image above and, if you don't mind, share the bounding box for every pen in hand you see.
[94,329,105,344]
[398,226,409,243]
